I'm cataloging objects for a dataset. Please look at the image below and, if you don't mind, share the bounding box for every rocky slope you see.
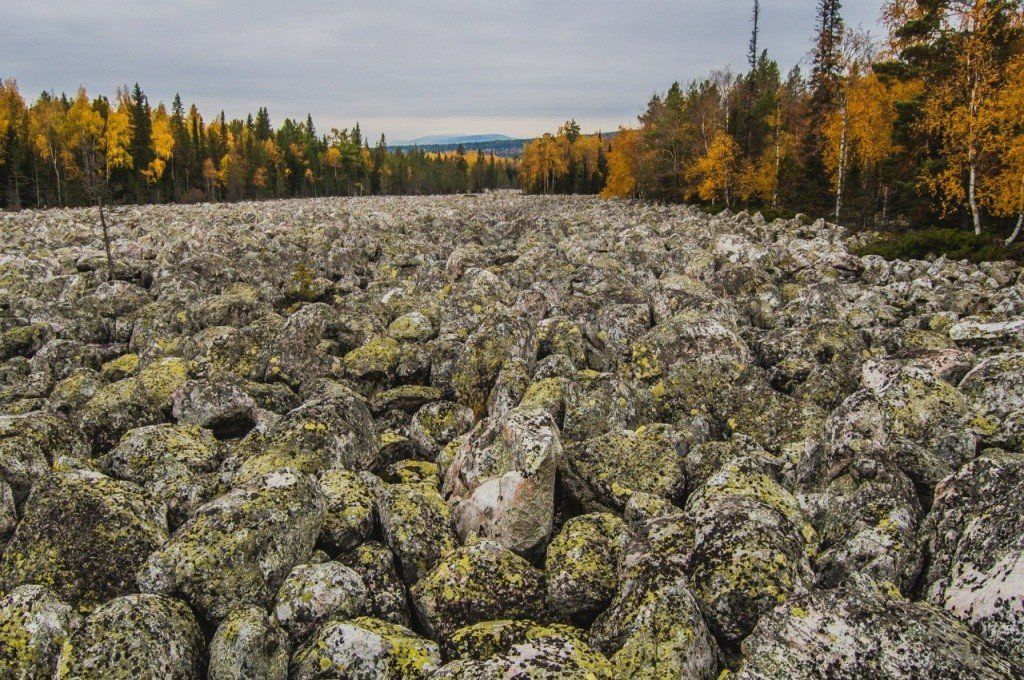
[0,192,1022,678]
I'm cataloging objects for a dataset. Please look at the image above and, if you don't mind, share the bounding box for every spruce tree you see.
[129,83,154,199]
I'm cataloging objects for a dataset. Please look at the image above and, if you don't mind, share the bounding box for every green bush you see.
[853,227,1023,264]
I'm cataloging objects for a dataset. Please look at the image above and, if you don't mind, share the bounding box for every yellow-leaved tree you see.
[690,130,741,207]
[143,103,174,190]
[980,48,1024,243]
[601,128,642,199]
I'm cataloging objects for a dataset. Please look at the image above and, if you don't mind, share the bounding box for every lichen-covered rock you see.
[684,455,816,642]
[443,407,560,555]
[562,423,691,511]
[377,481,457,584]
[171,376,258,438]
[0,469,168,610]
[138,469,324,622]
[408,400,475,458]
[104,423,220,487]
[80,377,164,453]
[631,311,750,381]
[0,585,81,680]
[235,393,378,481]
[545,513,624,623]
[958,351,1024,452]
[435,620,612,678]
[805,458,922,590]
[0,411,87,502]
[340,541,410,625]
[136,356,190,411]
[54,594,204,680]
[344,335,401,383]
[453,312,537,418]
[735,576,1020,679]
[273,561,369,644]
[916,450,1024,665]
[290,616,441,680]
[208,606,289,680]
[411,539,546,645]
[388,311,435,341]
[590,557,719,680]
[560,371,656,442]
[318,469,378,552]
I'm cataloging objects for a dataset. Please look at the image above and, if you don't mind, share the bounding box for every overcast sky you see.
[2,1,884,142]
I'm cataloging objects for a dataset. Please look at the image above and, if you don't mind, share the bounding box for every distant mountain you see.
[391,134,517,147]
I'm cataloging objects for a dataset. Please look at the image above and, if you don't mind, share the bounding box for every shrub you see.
[853,227,1024,264]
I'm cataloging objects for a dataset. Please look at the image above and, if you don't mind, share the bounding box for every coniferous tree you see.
[129,83,154,200]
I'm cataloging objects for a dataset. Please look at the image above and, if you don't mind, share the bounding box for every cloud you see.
[0,0,884,140]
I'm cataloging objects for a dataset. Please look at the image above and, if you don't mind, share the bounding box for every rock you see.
[290,617,441,680]
[0,469,168,610]
[959,351,1024,452]
[388,311,435,341]
[735,576,1020,679]
[0,412,88,500]
[916,451,1024,665]
[443,407,561,555]
[54,594,204,680]
[949,317,1024,346]
[318,469,378,552]
[453,312,537,418]
[80,378,163,453]
[273,561,369,644]
[208,607,289,680]
[545,513,624,623]
[138,469,324,622]
[172,376,258,438]
[408,400,475,458]
[562,423,691,511]
[434,620,612,678]
[340,541,410,626]
[235,393,378,481]
[104,423,220,487]
[684,455,816,642]
[411,539,546,645]
[0,585,81,680]
[377,482,457,584]
[591,557,719,680]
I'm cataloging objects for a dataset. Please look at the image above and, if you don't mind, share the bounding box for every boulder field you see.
[0,191,1022,678]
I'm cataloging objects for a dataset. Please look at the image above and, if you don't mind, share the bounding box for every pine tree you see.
[748,0,761,71]
[129,83,154,200]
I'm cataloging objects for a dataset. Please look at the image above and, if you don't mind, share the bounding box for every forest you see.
[521,0,1024,251]
[2,0,1023,253]
[0,84,518,209]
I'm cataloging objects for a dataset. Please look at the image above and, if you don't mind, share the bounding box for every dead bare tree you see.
[78,131,116,282]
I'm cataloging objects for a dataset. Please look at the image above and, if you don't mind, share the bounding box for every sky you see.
[2,1,884,142]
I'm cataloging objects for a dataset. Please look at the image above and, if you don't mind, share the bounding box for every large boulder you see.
[138,469,324,622]
[0,469,168,610]
[411,539,546,645]
[735,576,1020,679]
[443,407,561,555]
[273,561,369,644]
[235,394,378,481]
[545,512,624,623]
[290,617,441,680]
[0,585,81,680]
[376,482,457,584]
[54,594,204,680]
[916,450,1024,665]
[208,607,289,680]
[562,423,691,511]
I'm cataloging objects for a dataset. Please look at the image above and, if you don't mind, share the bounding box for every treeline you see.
[535,0,1024,245]
[0,83,518,210]
[519,120,610,194]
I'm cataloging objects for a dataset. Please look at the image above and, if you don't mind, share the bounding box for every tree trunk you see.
[98,198,115,282]
[968,162,981,235]
[1005,213,1023,245]
[835,97,848,222]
